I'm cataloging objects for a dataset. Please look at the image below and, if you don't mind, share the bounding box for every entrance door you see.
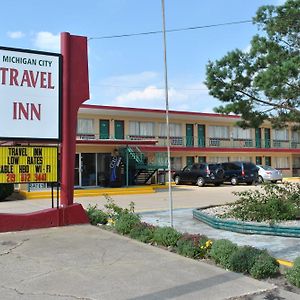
[264,128,271,148]
[100,120,109,139]
[265,156,272,166]
[255,128,262,148]
[186,156,194,166]
[198,124,205,147]
[81,153,96,186]
[115,120,124,139]
[186,124,194,147]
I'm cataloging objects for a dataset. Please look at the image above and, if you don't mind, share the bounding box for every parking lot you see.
[0,184,261,214]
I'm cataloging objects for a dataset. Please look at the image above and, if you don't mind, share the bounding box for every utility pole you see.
[161,0,173,227]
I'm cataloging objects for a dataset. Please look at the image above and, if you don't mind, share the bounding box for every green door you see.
[255,128,262,148]
[186,124,194,147]
[256,156,262,165]
[186,156,194,166]
[198,124,205,147]
[198,156,206,163]
[264,128,271,148]
[100,120,109,139]
[115,120,124,139]
[265,156,271,166]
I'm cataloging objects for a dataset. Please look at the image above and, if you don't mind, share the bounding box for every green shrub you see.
[209,239,238,269]
[153,226,182,248]
[85,205,109,225]
[249,252,279,279]
[129,222,155,243]
[114,212,140,235]
[176,233,209,259]
[0,183,14,201]
[104,195,135,221]
[228,246,265,273]
[286,257,300,288]
[224,182,300,222]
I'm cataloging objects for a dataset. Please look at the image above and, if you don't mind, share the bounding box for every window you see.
[129,121,154,136]
[272,129,289,141]
[274,157,289,169]
[77,119,94,134]
[292,130,300,142]
[159,123,182,137]
[232,127,251,139]
[171,157,182,171]
[231,156,252,162]
[207,157,229,163]
[208,126,229,139]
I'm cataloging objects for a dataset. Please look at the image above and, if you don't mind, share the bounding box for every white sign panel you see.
[0,47,61,140]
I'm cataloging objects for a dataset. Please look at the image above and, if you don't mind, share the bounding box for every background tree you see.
[205,0,300,128]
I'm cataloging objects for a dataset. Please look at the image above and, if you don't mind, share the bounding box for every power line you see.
[90,83,209,91]
[88,19,252,40]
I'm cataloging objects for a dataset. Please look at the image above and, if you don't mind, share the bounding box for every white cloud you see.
[114,85,188,109]
[33,32,60,52]
[89,72,221,112]
[7,31,25,39]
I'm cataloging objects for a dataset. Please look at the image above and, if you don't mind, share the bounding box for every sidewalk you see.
[0,224,277,300]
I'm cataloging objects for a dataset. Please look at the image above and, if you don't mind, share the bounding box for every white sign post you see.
[0,47,61,141]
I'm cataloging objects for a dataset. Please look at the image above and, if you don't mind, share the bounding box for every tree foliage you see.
[205,0,300,128]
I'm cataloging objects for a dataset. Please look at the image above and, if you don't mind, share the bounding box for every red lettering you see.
[0,67,8,84]
[47,72,54,89]
[40,72,47,88]
[12,102,41,121]
[30,103,41,120]
[9,68,19,86]
[18,102,29,119]
[29,70,39,87]
[20,70,32,87]
[0,68,55,89]
[13,102,17,119]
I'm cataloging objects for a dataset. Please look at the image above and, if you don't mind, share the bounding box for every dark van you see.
[221,161,258,185]
[173,163,224,187]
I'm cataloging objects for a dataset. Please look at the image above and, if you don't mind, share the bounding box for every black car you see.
[221,161,258,185]
[173,163,224,187]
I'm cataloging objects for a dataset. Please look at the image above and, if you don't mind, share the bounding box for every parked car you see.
[221,161,258,185]
[173,163,224,187]
[256,165,283,184]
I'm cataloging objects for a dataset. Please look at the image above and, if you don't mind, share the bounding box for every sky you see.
[1,0,285,113]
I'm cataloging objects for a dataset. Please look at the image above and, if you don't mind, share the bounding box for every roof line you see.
[80,104,240,119]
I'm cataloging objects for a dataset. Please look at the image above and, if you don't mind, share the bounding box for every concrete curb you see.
[192,208,300,238]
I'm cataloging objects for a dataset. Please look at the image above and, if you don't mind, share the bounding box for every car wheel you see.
[271,180,277,184]
[196,177,205,187]
[174,176,181,185]
[257,176,264,184]
[231,177,238,185]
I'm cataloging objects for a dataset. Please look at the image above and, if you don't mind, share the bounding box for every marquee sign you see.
[0,46,61,141]
[0,146,58,184]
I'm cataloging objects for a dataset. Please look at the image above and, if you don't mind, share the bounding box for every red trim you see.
[76,139,157,145]
[139,146,300,153]
[0,204,89,233]
[80,104,240,119]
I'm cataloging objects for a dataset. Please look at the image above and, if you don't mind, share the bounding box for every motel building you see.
[74,104,300,188]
